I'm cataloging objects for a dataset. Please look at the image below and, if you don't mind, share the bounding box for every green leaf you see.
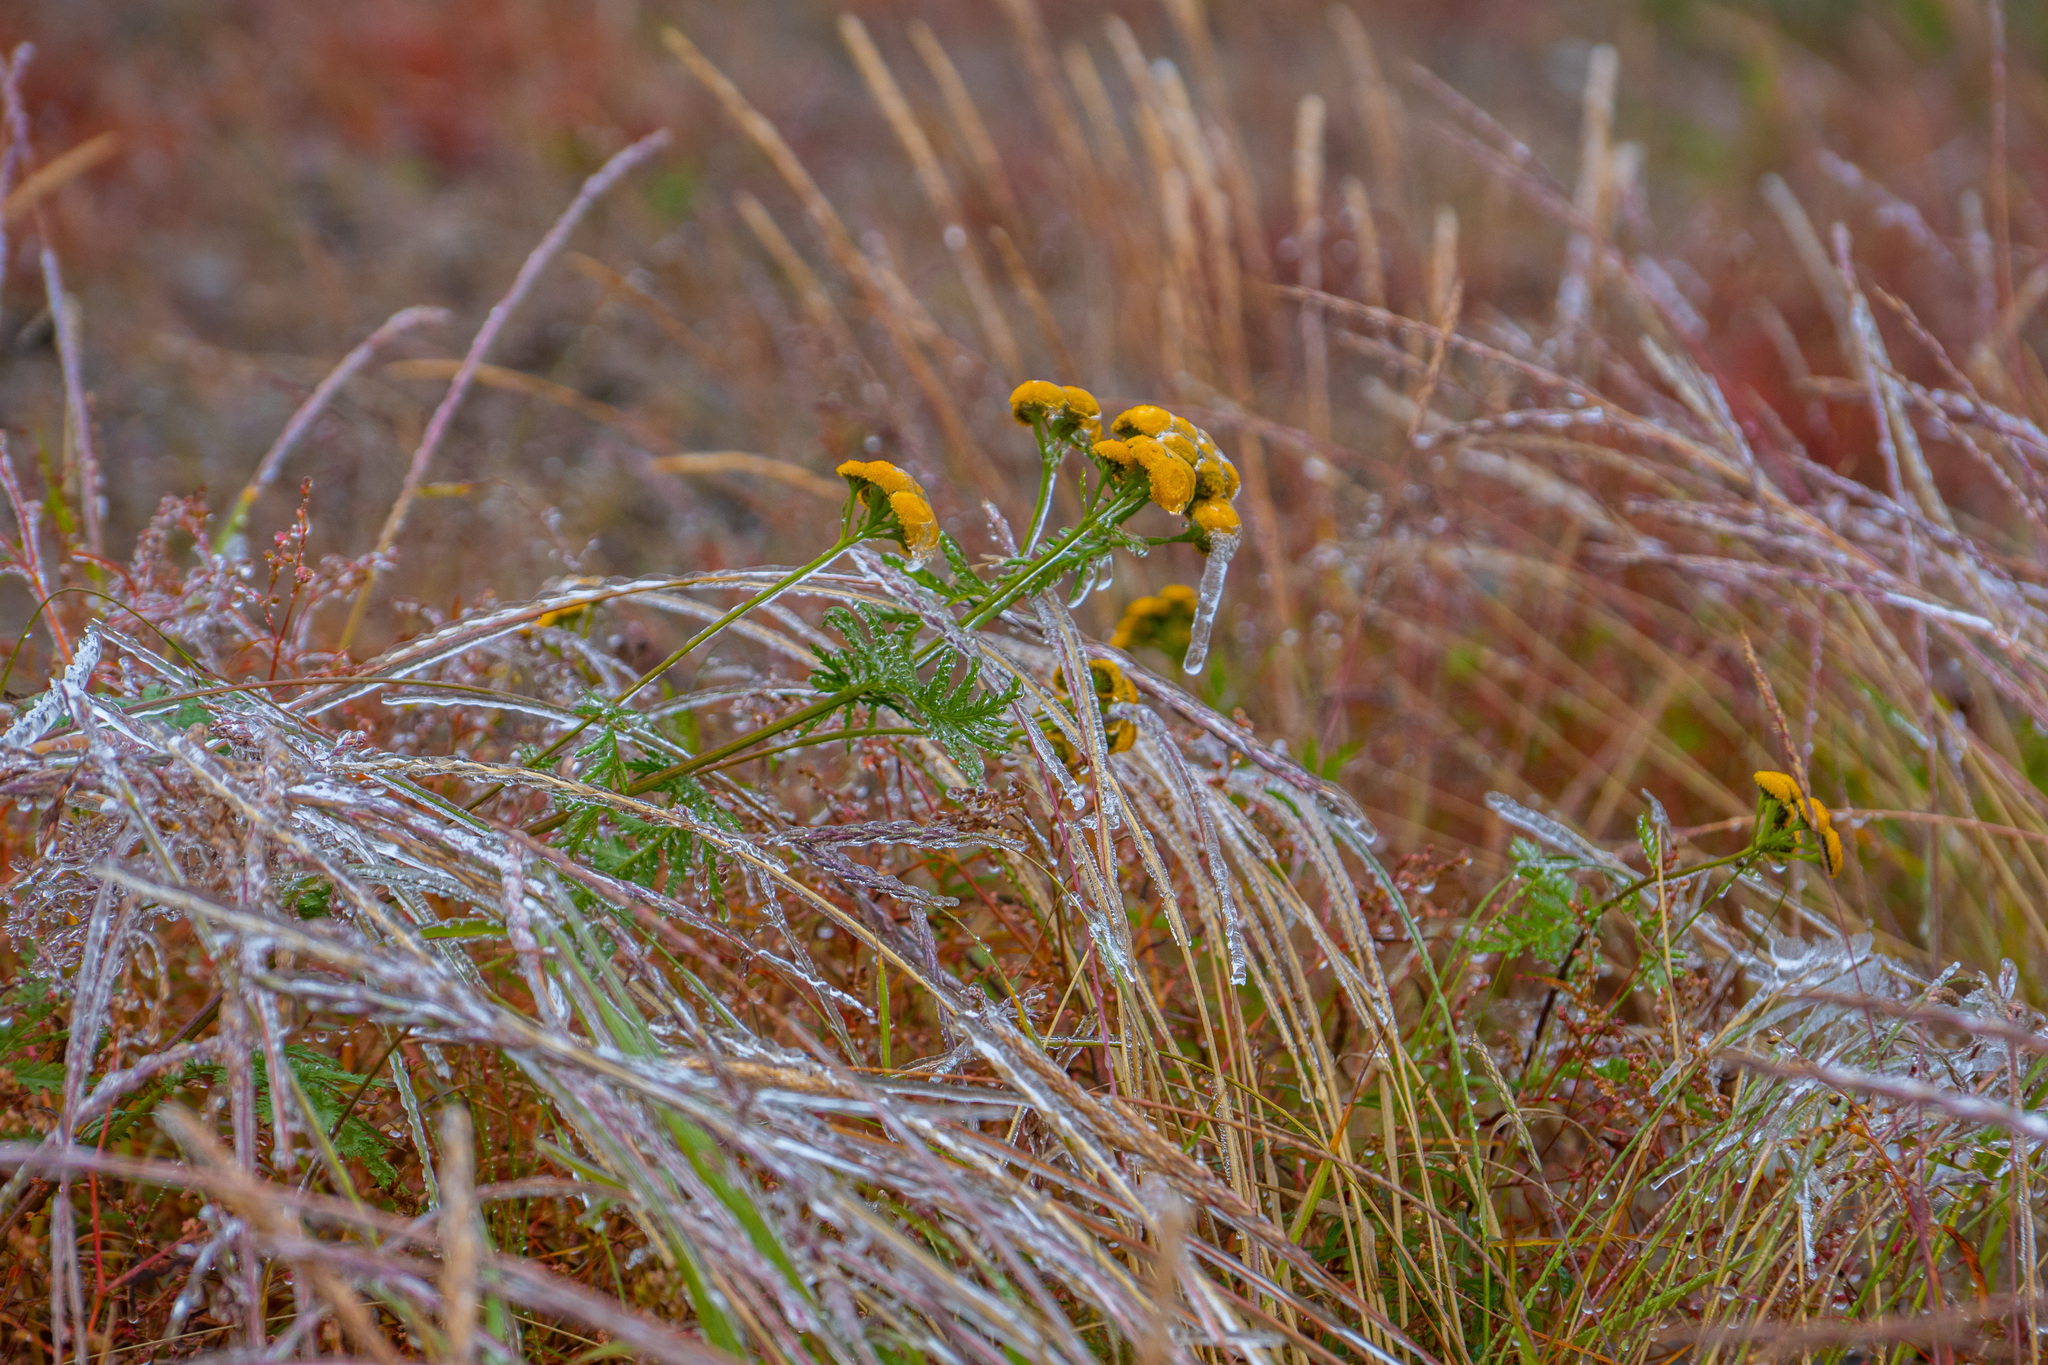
[10,1060,63,1094]
[1478,838,1595,965]
[283,877,334,919]
[421,921,507,939]
[810,604,1020,782]
[897,534,984,605]
[185,1046,399,1187]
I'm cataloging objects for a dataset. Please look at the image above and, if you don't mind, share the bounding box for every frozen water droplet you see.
[1182,531,1238,675]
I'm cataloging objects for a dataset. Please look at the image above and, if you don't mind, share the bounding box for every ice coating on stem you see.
[1181,531,1237,675]
[1484,790,1633,874]
[1072,891,1136,984]
[1132,710,1246,984]
[1067,554,1112,609]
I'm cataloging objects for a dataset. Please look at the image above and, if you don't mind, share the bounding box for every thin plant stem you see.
[472,533,858,813]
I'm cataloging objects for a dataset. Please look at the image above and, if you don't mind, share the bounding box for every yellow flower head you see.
[1752,770,1843,877]
[1010,380,1068,425]
[1159,431,1200,466]
[1754,770,1800,806]
[1191,499,1241,538]
[533,603,589,631]
[838,459,940,562]
[837,458,914,495]
[888,490,939,559]
[1195,452,1240,501]
[1049,657,1139,761]
[1060,386,1100,421]
[1111,404,1173,440]
[1110,584,1199,657]
[1092,438,1136,470]
[1128,436,1196,515]
[1813,808,1844,877]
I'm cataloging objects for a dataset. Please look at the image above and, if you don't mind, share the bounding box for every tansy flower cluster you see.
[1091,404,1242,551]
[1009,380,1103,444]
[1045,657,1140,767]
[1111,584,1198,658]
[837,459,940,563]
[1754,770,1844,877]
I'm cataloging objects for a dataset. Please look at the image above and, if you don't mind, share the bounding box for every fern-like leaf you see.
[810,604,1020,781]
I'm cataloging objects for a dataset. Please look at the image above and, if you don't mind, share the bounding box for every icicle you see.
[1181,531,1237,675]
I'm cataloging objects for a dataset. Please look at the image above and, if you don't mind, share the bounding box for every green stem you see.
[876,951,892,1072]
[947,488,1145,647]
[524,686,867,836]
[1520,846,1758,1081]
[524,483,1137,837]
[701,726,922,774]
[1021,421,1060,554]
[1584,847,1757,923]
[474,535,857,812]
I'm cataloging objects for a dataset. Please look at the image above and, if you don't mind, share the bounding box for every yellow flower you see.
[888,491,939,559]
[1060,386,1100,421]
[1753,770,1800,806]
[1752,770,1843,878]
[1091,438,1136,470]
[1194,452,1239,500]
[1190,499,1241,537]
[837,458,914,495]
[1111,584,1198,656]
[838,459,940,561]
[1049,657,1139,761]
[1159,431,1200,466]
[533,603,588,631]
[1813,808,1844,877]
[1128,436,1196,515]
[1111,404,1173,439]
[1010,380,1067,425]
